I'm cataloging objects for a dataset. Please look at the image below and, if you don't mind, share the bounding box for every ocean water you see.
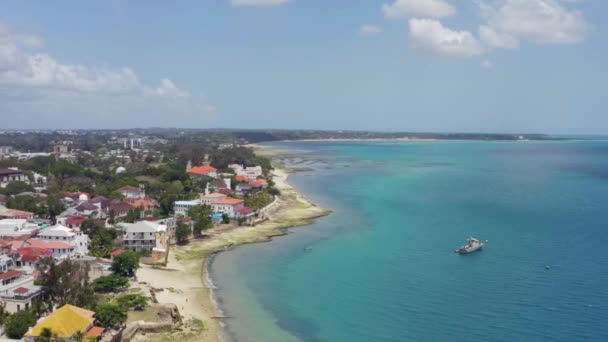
[210,141,608,342]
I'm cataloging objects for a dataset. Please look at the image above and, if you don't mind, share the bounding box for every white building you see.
[0,219,39,237]
[118,186,146,199]
[211,198,245,216]
[36,225,89,256]
[200,193,227,206]
[174,200,201,217]
[121,221,167,253]
[0,255,42,313]
[236,166,263,180]
[0,168,29,188]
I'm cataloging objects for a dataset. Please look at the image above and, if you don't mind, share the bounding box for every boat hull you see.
[457,244,484,254]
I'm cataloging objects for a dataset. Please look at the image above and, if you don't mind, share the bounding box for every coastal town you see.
[0,129,329,341]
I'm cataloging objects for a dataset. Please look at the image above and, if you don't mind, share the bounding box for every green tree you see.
[115,293,150,311]
[1,181,34,196]
[188,205,213,237]
[222,213,230,224]
[46,194,66,223]
[108,209,116,225]
[125,208,141,223]
[6,195,47,216]
[4,309,37,339]
[72,331,85,342]
[111,250,140,277]
[95,304,127,328]
[93,275,129,293]
[39,327,54,342]
[81,219,117,257]
[175,221,192,244]
[38,258,97,309]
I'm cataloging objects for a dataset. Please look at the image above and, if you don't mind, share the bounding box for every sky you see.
[0,0,607,134]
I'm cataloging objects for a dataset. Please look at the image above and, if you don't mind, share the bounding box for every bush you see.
[115,293,150,311]
[93,275,129,293]
[95,304,127,328]
[111,251,140,277]
[4,310,37,339]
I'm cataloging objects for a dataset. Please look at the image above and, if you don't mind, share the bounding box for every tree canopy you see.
[111,250,140,277]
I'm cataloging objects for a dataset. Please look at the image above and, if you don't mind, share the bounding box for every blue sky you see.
[0,0,606,134]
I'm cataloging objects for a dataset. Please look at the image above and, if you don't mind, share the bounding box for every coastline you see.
[133,155,331,341]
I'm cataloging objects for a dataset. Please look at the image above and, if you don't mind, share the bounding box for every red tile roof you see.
[234,176,250,182]
[65,216,87,226]
[187,166,217,175]
[213,198,244,205]
[85,326,104,338]
[13,287,29,294]
[110,249,125,256]
[0,270,23,280]
[109,202,135,212]
[26,239,73,250]
[18,247,53,261]
[235,207,254,214]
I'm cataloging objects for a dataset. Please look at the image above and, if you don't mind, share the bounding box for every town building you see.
[211,198,245,216]
[0,219,39,237]
[0,255,43,313]
[120,221,168,253]
[36,224,89,256]
[200,193,228,205]
[24,304,102,342]
[118,185,146,199]
[0,168,29,188]
[187,165,218,178]
[174,200,201,217]
[229,164,263,180]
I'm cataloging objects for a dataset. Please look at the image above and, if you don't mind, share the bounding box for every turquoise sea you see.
[210,141,608,342]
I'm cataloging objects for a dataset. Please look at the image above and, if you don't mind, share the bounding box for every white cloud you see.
[0,22,215,128]
[383,0,455,18]
[231,0,289,6]
[409,19,484,57]
[479,25,519,49]
[360,25,383,36]
[479,0,588,45]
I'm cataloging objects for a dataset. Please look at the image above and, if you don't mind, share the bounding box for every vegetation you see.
[0,181,34,196]
[38,258,97,310]
[6,195,47,216]
[3,309,37,339]
[95,303,128,328]
[81,219,117,258]
[175,221,192,244]
[111,250,140,277]
[221,213,230,224]
[115,293,150,311]
[93,275,130,293]
[188,205,213,237]
[244,192,273,210]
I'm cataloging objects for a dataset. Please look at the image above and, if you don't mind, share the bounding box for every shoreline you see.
[133,156,331,341]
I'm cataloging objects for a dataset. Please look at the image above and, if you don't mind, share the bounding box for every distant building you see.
[200,193,227,206]
[174,200,200,217]
[0,168,29,188]
[211,198,245,216]
[0,146,14,155]
[187,166,218,179]
[229,165,263,180]
[120,221,167,253]
[36,224,89,256]
[108,201,136,219]
[118,185,146,199]
[0,254,43,313]
[24,304,102,342]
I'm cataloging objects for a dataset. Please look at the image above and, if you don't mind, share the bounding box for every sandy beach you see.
[132,161,331,341]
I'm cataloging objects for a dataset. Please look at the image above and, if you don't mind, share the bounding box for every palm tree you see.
[72,331,85,341]
[39,327,53,342]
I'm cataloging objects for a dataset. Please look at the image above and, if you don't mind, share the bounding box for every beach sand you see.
[132,164,331,342]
